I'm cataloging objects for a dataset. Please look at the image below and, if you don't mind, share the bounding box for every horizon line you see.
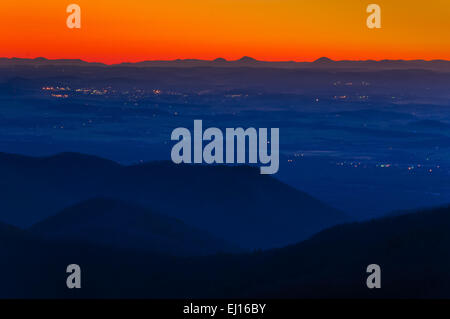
[1,56,450,66]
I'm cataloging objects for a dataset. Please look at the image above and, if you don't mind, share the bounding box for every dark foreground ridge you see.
[0,205,449,298]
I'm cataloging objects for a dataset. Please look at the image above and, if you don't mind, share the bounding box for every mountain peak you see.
[314,57,334,63]
[236,56,258,63]
[29,198,239,256]
[213,57,227,62]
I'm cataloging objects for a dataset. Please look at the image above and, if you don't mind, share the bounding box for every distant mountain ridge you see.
[1,57,449,72]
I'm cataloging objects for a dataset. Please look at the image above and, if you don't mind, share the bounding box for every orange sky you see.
[1,0,449,64]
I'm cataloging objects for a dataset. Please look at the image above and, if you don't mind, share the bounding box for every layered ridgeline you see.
[29,198,239,256]
[0,206,449,298]
[0,152,348,250]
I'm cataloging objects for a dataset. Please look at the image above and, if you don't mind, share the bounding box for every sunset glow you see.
[1,0,449,64]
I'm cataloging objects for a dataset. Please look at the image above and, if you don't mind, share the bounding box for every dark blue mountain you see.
[0,205,449,298]
[0,152,348,249]
[29,198,240,256]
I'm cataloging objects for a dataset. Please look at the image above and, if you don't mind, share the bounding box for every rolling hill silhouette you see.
[236,56,258,63]
[0,205,448,298]
[0,221,25,241]
[0,152,348,249]
[29,198,239,256]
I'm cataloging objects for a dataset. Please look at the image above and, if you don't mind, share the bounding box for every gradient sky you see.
[1,0,449,64]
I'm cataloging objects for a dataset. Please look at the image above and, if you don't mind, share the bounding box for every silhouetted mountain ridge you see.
[29,198,240,256]
[0,204,449,298]
[1,57,449,71]
[0,152,348,249]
